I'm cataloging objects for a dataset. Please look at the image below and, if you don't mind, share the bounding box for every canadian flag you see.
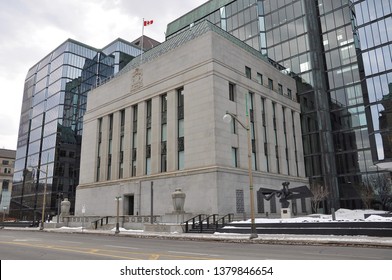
[144,20,154,26]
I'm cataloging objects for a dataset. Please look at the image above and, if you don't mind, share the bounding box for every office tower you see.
[10,38,143,221]
[166,0,392,211]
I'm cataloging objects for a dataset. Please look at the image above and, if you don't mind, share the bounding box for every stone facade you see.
[76,22,309,219]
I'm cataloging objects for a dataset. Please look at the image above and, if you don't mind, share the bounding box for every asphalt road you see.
[1,230,391,260]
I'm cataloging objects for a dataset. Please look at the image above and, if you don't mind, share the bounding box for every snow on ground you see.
[232,208,392,224]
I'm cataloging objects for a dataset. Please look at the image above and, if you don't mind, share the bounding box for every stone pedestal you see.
[161,212,194,224]
[281,208,292,219]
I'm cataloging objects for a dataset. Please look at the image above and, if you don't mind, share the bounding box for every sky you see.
[0,0,208,150]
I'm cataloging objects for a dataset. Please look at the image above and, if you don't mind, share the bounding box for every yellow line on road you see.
[0,241,221,260]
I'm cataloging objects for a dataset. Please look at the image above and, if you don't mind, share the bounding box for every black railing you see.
[93,216,110,229]
[184,214,205,233]
[184,213,234,233]
[214,213,234,231]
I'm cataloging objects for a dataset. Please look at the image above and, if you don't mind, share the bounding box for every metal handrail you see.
[92,216,110,229]
[215,213,234,231]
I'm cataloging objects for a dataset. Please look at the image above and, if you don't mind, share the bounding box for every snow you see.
[7,208,388,247]
[231,208,392,224]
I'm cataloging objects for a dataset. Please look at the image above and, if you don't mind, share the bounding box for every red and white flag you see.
[144,20,154,26]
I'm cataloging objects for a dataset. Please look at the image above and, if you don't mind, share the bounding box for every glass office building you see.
[166,0,392,210]
[10,39,142,221]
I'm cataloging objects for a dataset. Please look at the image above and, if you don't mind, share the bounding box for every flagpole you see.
[141,18,144,64]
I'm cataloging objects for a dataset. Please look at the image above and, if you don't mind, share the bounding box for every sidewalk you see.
[4,226,392,248]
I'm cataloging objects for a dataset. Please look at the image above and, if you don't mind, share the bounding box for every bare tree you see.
[310,182,329,214]
[370,173,392,211]
[353,182,374,209]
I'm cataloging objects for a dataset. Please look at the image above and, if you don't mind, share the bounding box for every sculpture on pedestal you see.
[259,182,313,209]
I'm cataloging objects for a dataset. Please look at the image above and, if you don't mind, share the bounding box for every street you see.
[0,230,391,260]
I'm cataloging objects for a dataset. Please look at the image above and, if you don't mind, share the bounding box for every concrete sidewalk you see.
[3,226,392,248]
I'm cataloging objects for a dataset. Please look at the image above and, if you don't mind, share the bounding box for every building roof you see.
[165,0,233,38]
[0,149,16,159]
[116,20,269,79]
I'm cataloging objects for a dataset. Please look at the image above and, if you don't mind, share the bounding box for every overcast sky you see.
[0,0,208,150]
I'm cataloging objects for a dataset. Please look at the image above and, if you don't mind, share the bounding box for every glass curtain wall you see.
[166,0,392,210]
[10,39,140,220]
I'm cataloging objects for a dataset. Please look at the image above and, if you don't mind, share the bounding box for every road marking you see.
[104,245,139,250]
[58,240,83,244]
[149,254,160,260]
[168,251,220,257]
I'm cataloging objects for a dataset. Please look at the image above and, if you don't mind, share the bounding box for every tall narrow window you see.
[231,147,238,167]
[257,73,263,85]
[278,83,283,95]
[261,97,269,172]
[268,78,273,90]
[283,107,289,174]
[119,109,125,179]
[229,82,235,101]
[146,100,152,175]
[292,111,299,176]
[248,92,257,170]
[107,114,113,180]
[161,94,167,172]
[96,118,102,181]
[272,103,279,173]
[245,66,251,79]
[131,105,138,177]
[177,88,185,170]
[287,88,292,99]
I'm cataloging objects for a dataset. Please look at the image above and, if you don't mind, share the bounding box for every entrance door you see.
[127,195,134,215]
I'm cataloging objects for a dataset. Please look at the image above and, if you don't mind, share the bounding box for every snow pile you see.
[233,208,392,224]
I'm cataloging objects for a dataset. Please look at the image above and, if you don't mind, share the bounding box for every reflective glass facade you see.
[10,39,141,220]
[167,0,392,210]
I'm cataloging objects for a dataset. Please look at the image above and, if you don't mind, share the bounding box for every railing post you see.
[199,215,202,233]
[185,221,189,233]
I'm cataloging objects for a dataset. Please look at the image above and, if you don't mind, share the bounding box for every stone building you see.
[75,21,309,219]
[0,149,16,215]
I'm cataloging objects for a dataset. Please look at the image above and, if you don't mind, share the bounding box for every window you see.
[131,105,138,177]
[229,82,235,101]
[96,118,102,181]
[248,92,257,170]
[178,88,185,170]
[2,180,9,191]
[107,114,113,180]
[245,66,251,79]
[119,110,125,179]
[2,160,9,165]
[268,78,273,90]
[261,97,269,172]
[278,83,283,95]
[287,88,292,99]
[231,147,238,167]
[161,94,167,172]
[257,73,263,85]
[146,100,152,175]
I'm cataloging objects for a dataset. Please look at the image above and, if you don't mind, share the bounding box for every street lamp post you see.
[56,192,63,224]
[2,206,7,222]
[223,107,258,239]
[115,196,121,234]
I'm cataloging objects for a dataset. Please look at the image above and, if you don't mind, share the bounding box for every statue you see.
[259,182,313,208]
